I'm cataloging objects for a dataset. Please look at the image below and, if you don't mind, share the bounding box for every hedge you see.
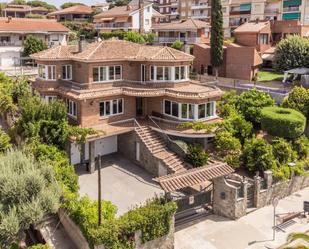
[261,107,306,139]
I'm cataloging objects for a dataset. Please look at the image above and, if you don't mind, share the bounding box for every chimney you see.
[139,0,144,34]
[78,35,86,52]
[126,5,132,10]
[255,18,259,24]
[7,16,12,23]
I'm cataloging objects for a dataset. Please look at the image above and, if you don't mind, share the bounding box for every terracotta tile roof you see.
[0,18,70,33]
[156,160,234,192]
[48,5,92,16]
[93,1,152,19]
[234,20,270,33]
[152,18,210,31]
[31,39,194,62]
[32,45,78,60]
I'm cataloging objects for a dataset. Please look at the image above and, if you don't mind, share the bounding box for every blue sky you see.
[0,0,105,7]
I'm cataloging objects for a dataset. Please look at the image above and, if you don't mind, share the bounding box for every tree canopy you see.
[0,150,60,247]
[60,2,85,9]
[282,86,309,118]
[23,35,47,57]
[210,0,224,77]
[274,35,309,72]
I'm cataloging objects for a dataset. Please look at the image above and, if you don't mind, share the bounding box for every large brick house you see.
[31,39,224,178]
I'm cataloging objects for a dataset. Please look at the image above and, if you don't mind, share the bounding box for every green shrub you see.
[272,138,296,164]
[100,30,126,40]
[23,35,47,57]
[282,86,309,117]
[185,144,209,167]
[124,31,145,44]
[236,89,275,125]
[243,138,276,172]
[0,129,11,153]
[293,135,309,159]
[171,40,183,51]
[272,164,291,180]
[28,244,51,249]
[261,106,306,139]
[214,131,241,168]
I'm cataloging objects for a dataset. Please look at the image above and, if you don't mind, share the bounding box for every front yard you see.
[258,70,284,82]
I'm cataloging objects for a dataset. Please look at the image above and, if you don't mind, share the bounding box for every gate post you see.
[254,176,261,208]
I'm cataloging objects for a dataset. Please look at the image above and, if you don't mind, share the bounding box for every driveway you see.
[77,154,164,216]
[175,187,309,249]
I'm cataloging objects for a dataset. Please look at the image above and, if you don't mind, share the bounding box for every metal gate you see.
[247,180,254,208]
[174,184,213,213]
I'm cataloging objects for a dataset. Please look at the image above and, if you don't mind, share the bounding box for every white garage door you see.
[70,136,118,165]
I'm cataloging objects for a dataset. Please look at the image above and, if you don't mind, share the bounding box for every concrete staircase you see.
[135,125,190,174]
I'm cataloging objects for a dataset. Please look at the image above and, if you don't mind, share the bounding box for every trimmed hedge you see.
[261,107,306,139]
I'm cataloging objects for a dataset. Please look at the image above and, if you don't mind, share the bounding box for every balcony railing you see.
[191,3,210,9]
[264,8,280,14]
[155,37,200,43]
[0,42,21,47]
[95,22,132,29]
[191,14,210,19]
[283,6,300,12]
[169,11,179,15]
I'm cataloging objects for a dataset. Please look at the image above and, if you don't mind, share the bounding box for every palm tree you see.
[284,233,309,249]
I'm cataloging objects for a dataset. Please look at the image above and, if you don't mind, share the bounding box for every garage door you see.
[70,136,118,165]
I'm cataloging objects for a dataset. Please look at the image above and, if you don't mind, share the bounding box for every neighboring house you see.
[30,39,223,172]
[193,42,262,80]
[155,0,180,23]
[91,3,110,12]
[271,19,309,42]
[1,4,50,18]
[0,17,69,68]
[152,18,210,44]
[233,20,272,53]
[94,0,163,33]
[47,5,93,22]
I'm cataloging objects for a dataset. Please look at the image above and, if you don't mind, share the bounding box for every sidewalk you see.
[175,187,309,249]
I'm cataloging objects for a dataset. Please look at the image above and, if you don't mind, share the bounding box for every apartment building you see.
[2,4,50,18]
[224,0,309,37]
[94,1,163,32]
[30,39,223,177]
[0,17,69,68]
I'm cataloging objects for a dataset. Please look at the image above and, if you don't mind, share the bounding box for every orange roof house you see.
[47,5,93,22]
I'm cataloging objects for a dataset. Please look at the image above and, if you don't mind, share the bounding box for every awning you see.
[156,161,234,192]
[99,17,115,21]
[262,53,275,61]
[282,12,301,20]
[115,16,129,22]
[240,3,251,11]
[285,67,309,75]
[283,0,301,7]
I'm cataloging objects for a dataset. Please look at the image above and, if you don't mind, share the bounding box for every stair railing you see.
[148,116,172,143]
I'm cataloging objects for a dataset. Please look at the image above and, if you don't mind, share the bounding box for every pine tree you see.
[210,0,224,78]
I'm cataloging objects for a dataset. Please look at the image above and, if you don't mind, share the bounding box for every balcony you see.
[169,11,179,15]
[191,3,210,9]
[155,36,200,44]
[191,13,210,19]
[0,41,21,47]
[264,8,280,14]
[283,6,300,12]
[95,22,132,30]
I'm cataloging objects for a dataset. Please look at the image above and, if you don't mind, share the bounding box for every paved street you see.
[175,187,309,249]
[77,154,164,216]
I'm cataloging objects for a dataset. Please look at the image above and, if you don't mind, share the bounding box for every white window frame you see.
[163,99,216,121]
[62,64,72,80]
[99,98,124,117]
[38,64,56,81]
[93,65,122,83]
[43,95,57,103]
[150,65,189,82]
[66,99,77,118]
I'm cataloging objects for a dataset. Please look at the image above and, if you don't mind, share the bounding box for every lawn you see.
[257,71,284,82]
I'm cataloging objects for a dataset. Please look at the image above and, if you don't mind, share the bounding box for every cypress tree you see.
[210,0,224,78]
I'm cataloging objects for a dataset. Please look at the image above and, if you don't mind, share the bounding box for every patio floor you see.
[76,154,164,216]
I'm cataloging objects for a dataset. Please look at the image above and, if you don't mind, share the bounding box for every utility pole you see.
[98,154,102,226]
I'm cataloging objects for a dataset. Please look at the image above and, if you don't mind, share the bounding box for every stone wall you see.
[213,177,247,219]
[255,171,309,208]
[213,171,309,220]
[135,218,175,249]
[118,131,168,177]
[58,208,91,249]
